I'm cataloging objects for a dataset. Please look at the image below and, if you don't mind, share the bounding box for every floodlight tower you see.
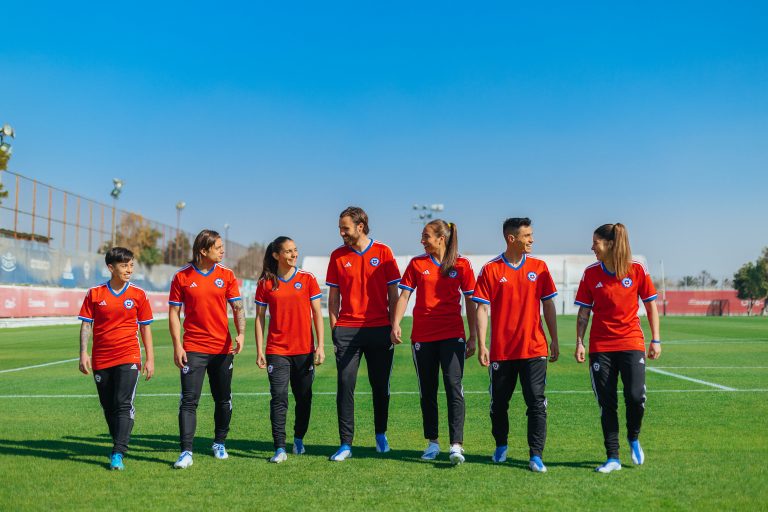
[411,203,445,225]
[110,178,123,246]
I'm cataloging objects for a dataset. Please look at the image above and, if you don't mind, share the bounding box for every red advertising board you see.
[0,285,170,318]
[661,290,765,315]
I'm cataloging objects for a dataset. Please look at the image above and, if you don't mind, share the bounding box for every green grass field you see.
[1,316,767,511]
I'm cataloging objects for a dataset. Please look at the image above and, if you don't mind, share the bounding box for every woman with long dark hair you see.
[574,223,661,473]
[255,236,324,463]
[169,229,246,469]
[391,219,477,465]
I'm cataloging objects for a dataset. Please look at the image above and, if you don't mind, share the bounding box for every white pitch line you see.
[0,358,79,374]
[2,389,768,399]
[647,367,736,391]
[654,366,768,369]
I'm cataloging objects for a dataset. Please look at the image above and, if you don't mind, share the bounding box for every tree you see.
[697,270,718,288]
[233,242,266,280]
[0,140,11,204]
[164,232,192,267]
[732,260,768,316]
[101,213,164,268]
[677,275,698,288]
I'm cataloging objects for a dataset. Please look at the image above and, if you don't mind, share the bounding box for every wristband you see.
[651,339,661,344]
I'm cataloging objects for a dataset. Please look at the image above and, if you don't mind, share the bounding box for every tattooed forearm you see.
[576,307,590,343]
[80,322,92,353]
[232,300,246,334]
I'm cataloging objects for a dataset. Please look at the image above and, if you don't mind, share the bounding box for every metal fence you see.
[0,169,259,274]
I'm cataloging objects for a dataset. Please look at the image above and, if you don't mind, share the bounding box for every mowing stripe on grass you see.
[0,358,79,374]
[2,389,767,399]
[647,367,737,390]
[655,366,768,369]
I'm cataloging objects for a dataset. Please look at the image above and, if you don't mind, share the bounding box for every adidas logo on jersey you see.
[499,277,508,283]
[596,282,603,288]
[423,269,430,275]
[190,282,198,288]
[98,300,108,306]
[344,262,352,268]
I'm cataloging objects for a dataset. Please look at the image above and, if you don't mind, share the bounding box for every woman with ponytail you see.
[574,223,661,473]
[391,219,477,465]
[255,236,325,463]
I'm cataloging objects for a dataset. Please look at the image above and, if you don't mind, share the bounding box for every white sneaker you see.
[212,443,228,460]
[449,444,465,465]
[421,442,440,460]
[174,451,193,469]
[270,448,288,463]
[529,456,547,473]
[596,459,622,473]
[329,444,352,462]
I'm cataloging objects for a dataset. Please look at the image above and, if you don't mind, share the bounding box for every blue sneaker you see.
[293,437,305,455]
[270,448,288,463]
[110,452,124,471]
[529,455,547,473]
[629,439,645,465]
[173,451,193,469]
[492,445,508,463]
[329,444,352,462]
[375,433,390,453]
[596,458,622,473]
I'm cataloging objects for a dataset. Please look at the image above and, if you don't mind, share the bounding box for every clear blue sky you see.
[4,1,766,280]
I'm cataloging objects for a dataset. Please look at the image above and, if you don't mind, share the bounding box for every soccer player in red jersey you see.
[326,206,401,461]
[574,223,661,473]
[391,219,476,465]
[474,218,559,472]
[169,230,246,469]
[255,236,325,463]
[78,247,155,471]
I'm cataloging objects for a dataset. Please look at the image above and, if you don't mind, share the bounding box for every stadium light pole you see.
[224,223,230,264]
[0,123,14,160]
[176,201,186,264]
[110,178,123,246]
[411,203,445,225]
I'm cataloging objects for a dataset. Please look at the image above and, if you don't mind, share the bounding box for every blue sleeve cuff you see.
[138,319,154,325]
[398,284,415,291]
[227,297,242,303]
[325,282,339,288]
[168,301,183,306]
[642,294,658,303]
[78,316,94,323]
[541,292,558,301]
[310,294,322,301]
[472,297,491,305]
[387,278,401,285]
[574,301,593,308]
[462,289,475,296]
[254,300,268,307]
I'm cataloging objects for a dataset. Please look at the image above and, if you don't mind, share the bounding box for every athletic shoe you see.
[212,443,228,460]
[529,455,547,473]
[174,451,193,469]
[595,458,622,473]
[629,439,645,465]
[375,433,390,453]
[110,453,124,471]
[270,448,288,464]
[329,444,352,462]
[421,442,440,460]
[492,445,508,463]
[293,438,305,455]
[449,444,465,465]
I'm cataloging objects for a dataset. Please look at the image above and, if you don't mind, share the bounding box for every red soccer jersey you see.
[168,263,242,354]
[399,254,476,342]
[78,282,154,371]
[472,254,557,361]
[326,239,401,328]
[574,260,657,353]
[255,268,322,356]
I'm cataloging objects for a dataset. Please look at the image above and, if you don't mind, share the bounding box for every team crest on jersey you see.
[491,362,499,370]
[414,342,421,351]
[94,374,101,383]
[370,257,380,267]
[448,270,458,278]
[527,272,538,282]
[123,299,135,310]
[267,364,274,374]
[214,278,225,288]
[294,282,303,289]
[592,362,600,372]
[621,277,633,288]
